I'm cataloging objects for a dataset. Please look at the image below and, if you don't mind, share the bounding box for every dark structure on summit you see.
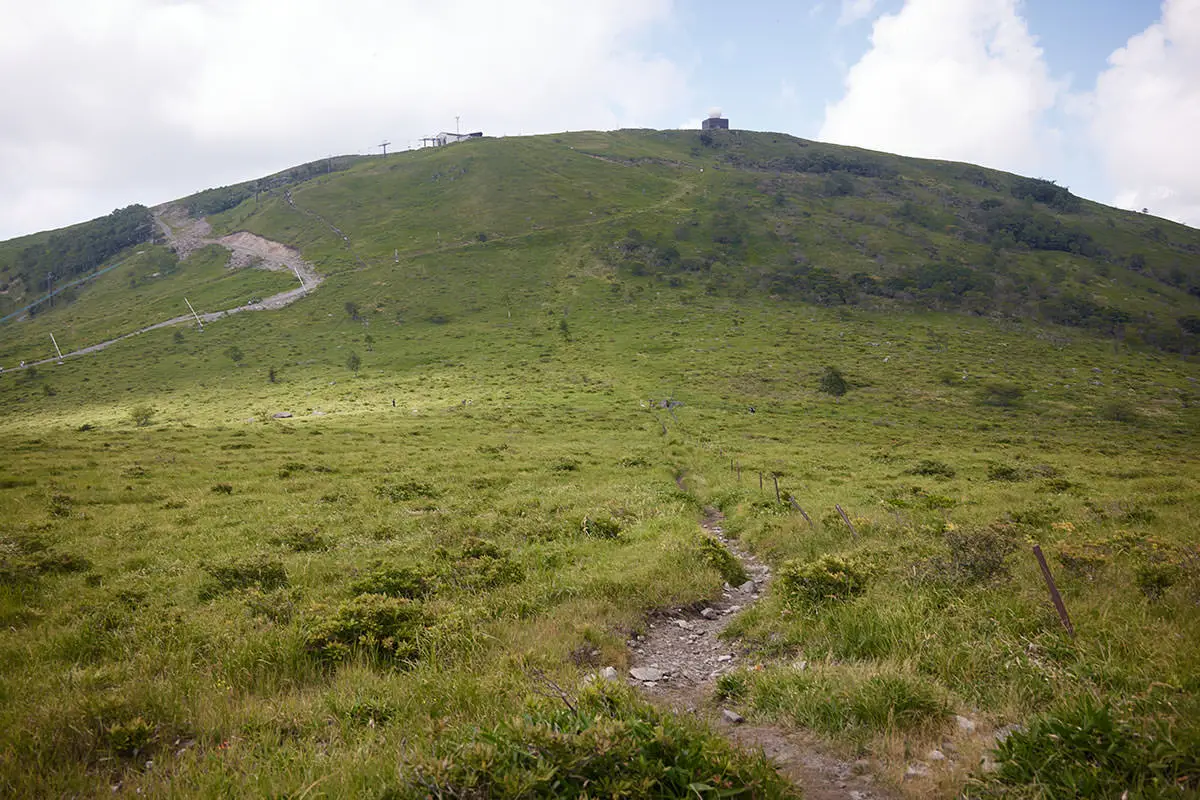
[702,110,729,130]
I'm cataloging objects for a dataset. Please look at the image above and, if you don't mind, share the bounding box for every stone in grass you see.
[598,666,619,681]
[955,714,977,734]
[272,412,293,419]
[738,580,756,593]
[904,763,930,779]
[629,666,666,682]
[722,708,746,724]
[926,749,946,762]
[700,607,719,620]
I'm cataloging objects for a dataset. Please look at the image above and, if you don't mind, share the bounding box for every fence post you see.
[1032,545,1075,639]
[773,474,781,504]
[835,504,858,540]
[788,495,813,526]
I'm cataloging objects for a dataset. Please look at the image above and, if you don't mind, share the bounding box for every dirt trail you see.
[626,509,897,800]
[12,209,323,370]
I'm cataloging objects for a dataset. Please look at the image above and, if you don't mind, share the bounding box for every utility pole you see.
[456,115,460,136]
[378,140,391,157]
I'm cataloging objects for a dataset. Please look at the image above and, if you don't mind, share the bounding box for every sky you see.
[1,0,1198,241]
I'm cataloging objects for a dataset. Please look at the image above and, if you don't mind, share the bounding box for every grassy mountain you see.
[1,130,1198,798]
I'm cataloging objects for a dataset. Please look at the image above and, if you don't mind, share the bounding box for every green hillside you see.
[1,130,1198,798]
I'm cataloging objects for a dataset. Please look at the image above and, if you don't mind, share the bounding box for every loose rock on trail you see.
[622,508,897,800]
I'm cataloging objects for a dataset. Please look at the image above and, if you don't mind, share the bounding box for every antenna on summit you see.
[377,140,391,157]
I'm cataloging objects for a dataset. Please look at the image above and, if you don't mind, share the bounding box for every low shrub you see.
[374,480,440,502]
[818,366,848,396]
[987,698,1200,798]
[907,459,957,479]
[211,482,233,494]
[1056,544,1109,581]
[698,536,748,585]
[272,527,332,552]
[403,684,794,798]
[438,538,523,591]
[351,565,434,598]
[987,463,1025,482]
[579,516,621,539]
[105,716,156,758]
[1134,562,1182,600]
[0,534,92,585]
[977,381,1024,407]
[778,555,868,608]
[932,525,1018,586]
[199,556,288,600]
[304,593,427,664]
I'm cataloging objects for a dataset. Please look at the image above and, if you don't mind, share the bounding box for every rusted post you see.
[759,471,763,491]
[788,495,812,526]
[773,474,781,504]
[1032,545,1075,639]
[835,504,858,540]
[737,462,742,482]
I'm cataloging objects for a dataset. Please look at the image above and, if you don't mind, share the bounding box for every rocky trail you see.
[622,509,898,800]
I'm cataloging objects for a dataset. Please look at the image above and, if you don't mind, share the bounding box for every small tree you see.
[347,352,361,375]
[819,366,847,396]
[130,405,156,427]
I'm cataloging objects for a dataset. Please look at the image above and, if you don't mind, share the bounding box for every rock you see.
[599,666,619,681]
[792,660,808,671]
[716,654,733,662]
[272,412,293,418]
[675,619,694,630]
[980,754,999,774]
[700,607,719,620]
[721,709,745,724]
[904,763,930,779]
[849,792,867,800]
[927,749,946,762]
[724,605,741,614]
[738,580,756,593]
[955,714,977,734]
[629,667,666,682]
[993,724,1023,744]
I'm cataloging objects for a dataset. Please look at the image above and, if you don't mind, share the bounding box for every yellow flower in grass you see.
[1052,521,1076,532]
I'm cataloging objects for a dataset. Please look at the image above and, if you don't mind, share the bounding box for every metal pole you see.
[184,298,204,330]
[1032,545,1075,639]
[49,333,64,362]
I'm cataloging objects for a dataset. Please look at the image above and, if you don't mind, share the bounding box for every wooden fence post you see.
[835,504,858,540]
[1032,545,1075,639]
[759,471,763,491]
[773,474,781,504]
[788,495,813,527]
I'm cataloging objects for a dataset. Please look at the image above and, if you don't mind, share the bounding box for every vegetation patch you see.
[374,479,440,502]
[304,593,428,664]
[350,564,435,598]
[404,684,795,798]
[698,535,748,585]
[437,538,523,591]
[984,698,1199,799]
[199,556,288,600]
[778,555,868,608]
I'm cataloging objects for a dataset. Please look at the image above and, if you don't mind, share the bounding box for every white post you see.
[290,265,306,292]
[49,333,64,362]
[184,298,204,330]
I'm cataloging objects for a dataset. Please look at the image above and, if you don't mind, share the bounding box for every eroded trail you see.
[17,209,323,369]
[626,509,897,800]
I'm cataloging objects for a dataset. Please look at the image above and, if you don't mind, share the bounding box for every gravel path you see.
[624,509,897,800]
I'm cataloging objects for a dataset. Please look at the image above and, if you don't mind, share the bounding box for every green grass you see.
[0,129,1197,797]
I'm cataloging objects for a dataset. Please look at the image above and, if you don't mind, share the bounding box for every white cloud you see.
[819,0,1058,174]
[837,0,877,26]
[1087,0,1200,227]
[0,0,686,240]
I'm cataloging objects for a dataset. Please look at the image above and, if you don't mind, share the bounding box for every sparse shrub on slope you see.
[304,593,428,664]
[402,683,795,799]
[818,366,848,396]
[698,535,747,585]
[986,698,1200,799]
[351,564,434,598]
[437,537,523,591]
[199,556,288,600]
[778,555,868,608]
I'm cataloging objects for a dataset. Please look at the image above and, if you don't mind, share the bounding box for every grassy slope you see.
[0,130,1197,798]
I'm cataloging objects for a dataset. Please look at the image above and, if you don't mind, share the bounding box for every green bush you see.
[907,459,956,478]
[129,405,156,427]
[987,463,1026,482]
[579,515,622,539]
[106,716,156,758]
[698,535,748,585]
[272,526,331,552]
[304,593,427,664]
[438,538,524,590]
[404,684,795,798]
[818,366,848,396]
[199,556,288,600]
[778,555,868,608]
[931,525,1018,586]
[988,698,1200,798]
[350,565,434,598]
[977,381,1024,407]
[374,480,440,502]
[1134,562,1182,600]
